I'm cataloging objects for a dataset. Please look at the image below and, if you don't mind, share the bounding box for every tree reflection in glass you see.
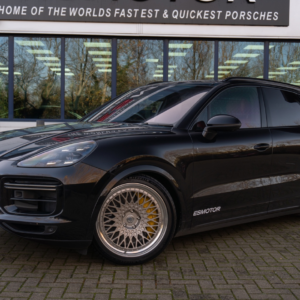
[117,39,163,95]
[14,37,61,119]
[168,40,214,81]
[65,38,112,119]
[269,42,300,86]
[0,37,8,119]
[218,41,264,80]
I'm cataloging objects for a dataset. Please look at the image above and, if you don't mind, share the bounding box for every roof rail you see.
[223,77,300,89]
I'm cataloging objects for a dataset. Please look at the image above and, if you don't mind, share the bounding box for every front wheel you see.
[93,175,176,265]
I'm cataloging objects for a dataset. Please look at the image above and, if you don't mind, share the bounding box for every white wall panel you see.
[0,0,296,39]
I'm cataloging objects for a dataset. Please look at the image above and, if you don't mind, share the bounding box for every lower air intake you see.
[1,178,62,216]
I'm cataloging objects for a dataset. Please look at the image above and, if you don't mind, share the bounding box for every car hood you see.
[0,122,173,160]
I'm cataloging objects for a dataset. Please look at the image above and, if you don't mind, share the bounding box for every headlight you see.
[18,140,96,168]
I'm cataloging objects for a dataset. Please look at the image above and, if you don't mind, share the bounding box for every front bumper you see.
[0,160,106,249]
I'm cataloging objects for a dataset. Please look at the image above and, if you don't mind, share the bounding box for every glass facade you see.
[269,42,300,86]
[0,37,8,119]
[0,36,298,121]
[65,38,112,119]
[218,41,264,80]
[168,40,214,81]
[117,39,163,95]
[14,37,61,119]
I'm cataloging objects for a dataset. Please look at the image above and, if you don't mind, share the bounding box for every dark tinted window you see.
[263,88,300,127]
[206,87,261,128]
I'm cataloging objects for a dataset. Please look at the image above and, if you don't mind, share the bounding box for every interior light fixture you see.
[44,63,61,66]
[27,50,53,54]
[234,53,260,58]
[269,76,275,79]
[3,71,21,75]
[56,73,75,76]
[96,64,112,67]
[291,82,300,86]
[219,66,239,70]
[269,71,286,75]
[50,68,71,72]
[257,76,264,79]
[157,65,163,68]
[146,59,159,62]
[84,42,111,47]
[169,44,193,49]
[277,67,299,70]
[244,45,274,50]
[169,65,177,68]
[16,40,44,47]
[0,67,8,71]
[205,75,214,78]
[169,52,186,57]
[93,58,112,62]
[89,51,112,55]
[153,74,163,77]
[98,69,112,72]
[36,57,60,61]
[225,60,248,64]
[155,70,163,73]
[289,61,300,65]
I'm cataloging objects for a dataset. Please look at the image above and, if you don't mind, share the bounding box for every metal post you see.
[111,38,117,98]
[264,41,269,80]
[214,40,219,82]
[163,39,169,82]
[8,36,14,120]
[60,37,65,120]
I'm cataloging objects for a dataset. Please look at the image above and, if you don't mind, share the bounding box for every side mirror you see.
[203,115,241,140]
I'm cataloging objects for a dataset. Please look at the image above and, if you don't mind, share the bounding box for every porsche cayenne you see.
[0,77,299,264]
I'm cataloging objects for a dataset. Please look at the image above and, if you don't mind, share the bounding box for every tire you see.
[93,175,176,265]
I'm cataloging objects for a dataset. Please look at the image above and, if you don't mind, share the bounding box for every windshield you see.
[84,84,211,125]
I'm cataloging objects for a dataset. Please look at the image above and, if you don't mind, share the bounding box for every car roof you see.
[149,77,300,93]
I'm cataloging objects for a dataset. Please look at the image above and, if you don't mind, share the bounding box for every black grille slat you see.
[4,183,59,191]
[10,198,57,203]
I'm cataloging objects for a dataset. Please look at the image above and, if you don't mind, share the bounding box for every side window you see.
[262,88,300,127]
[208,87,261,129]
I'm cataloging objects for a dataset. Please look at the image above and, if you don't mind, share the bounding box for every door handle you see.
[254,143,270,152]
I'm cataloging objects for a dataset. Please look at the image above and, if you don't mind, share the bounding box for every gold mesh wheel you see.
[96,183,168,257]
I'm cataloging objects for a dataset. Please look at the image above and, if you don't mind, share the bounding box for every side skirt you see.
[175,206,300,237]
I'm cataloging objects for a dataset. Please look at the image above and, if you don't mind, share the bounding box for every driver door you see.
[189,86,272,227]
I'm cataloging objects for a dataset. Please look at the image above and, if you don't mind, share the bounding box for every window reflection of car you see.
[1,78,300,265]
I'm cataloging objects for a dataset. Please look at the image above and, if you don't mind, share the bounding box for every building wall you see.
[0,0,296,132]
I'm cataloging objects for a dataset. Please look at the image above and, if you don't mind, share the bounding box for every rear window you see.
[262,88,300,127]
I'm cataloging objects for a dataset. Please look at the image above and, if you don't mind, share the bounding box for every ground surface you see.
[0,215,300,300]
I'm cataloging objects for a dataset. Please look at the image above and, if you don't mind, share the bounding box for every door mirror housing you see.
[202,115,241,140]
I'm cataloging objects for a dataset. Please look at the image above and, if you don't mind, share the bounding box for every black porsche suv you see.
[0,77,299,265]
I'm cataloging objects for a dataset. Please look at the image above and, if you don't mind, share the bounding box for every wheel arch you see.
[88,164,187,240]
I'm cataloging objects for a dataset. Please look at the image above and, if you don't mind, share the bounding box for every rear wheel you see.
[94,175,176,265]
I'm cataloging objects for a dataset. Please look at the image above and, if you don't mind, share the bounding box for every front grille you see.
[1,178,63,216]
